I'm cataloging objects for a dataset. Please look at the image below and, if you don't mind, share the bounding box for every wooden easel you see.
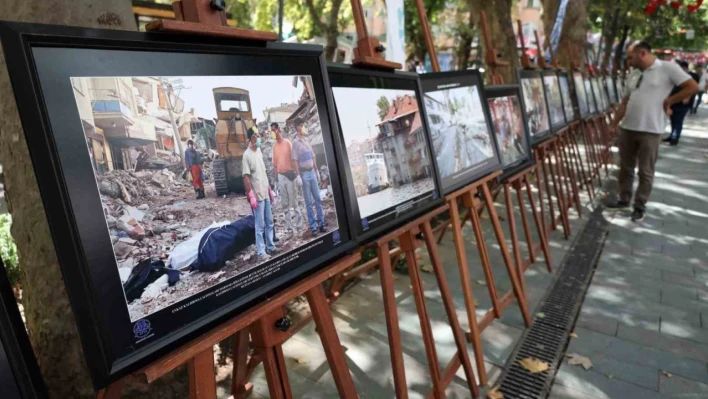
[97,253,361,399]
[96,3,358,399]
[345,1,479,398]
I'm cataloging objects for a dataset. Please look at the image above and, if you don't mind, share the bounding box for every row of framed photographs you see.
[0,22,616,389]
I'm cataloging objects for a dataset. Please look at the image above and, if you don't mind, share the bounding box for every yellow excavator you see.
[212,87,257,195]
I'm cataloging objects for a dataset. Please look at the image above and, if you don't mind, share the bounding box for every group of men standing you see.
[242,120,326,260]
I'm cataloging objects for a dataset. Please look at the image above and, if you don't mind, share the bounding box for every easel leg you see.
[96,380,124,399]
[261,345,292,399]
[515,182,535,265]
[549,144,571,239]
[480,184,532,327]
[401,232,445,399]
[465,192,502,319]
[231,330,253,398]
[377,242,409,399]
[443,204,487,386]
[541,153,556,231]
[503,183,526,296]
[306,285,358,398]
[563,135,583,218]
[533,163,549,241]
[188,347,217,399]
[525,178,552,272]
[421,220,481,394]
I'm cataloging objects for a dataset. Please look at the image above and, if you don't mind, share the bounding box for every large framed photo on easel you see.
[485,85,533,177]
[541,70,567,132]
[327,64,443,243]
[420,70,502,194]
[0,22,355,388]
[518,69,552,143]
[558,71,578,122]
[572,72,590,119]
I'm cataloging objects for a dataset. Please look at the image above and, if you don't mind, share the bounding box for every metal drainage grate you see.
[494,206,609,399]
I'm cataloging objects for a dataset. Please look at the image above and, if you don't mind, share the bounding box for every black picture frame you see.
[592,77,607,112]
[419,70,502,195]
[485,85,534,179]
[517,69,552,144]
[615,77,625,100]
[327,63,443,244]
[541,70,567,132]
[0,259,47,399]
[584,77,599,116]
[0,21,356,388]
[572,71,590,120]
[558,71,578,122]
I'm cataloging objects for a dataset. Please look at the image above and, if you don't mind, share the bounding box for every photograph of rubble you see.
[572,72,590,119]
[421,81,497,191]
[585,78,598,114]
[70,74,341,321]
[486,87,530,170]
[519,71,551,142]
[543,73,567,129]
[559,74,576,122]
[332,86,436,221]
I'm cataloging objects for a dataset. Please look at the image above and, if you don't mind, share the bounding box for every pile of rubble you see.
[97,168,192,205]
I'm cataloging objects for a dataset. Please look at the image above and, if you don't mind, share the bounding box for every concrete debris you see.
[137,204,150,211]
[118,237,137,245]
[118,267,132,284]
[113,241,136,259]
[141,274,170,301]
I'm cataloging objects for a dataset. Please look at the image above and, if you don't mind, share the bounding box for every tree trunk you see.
[542,0,561,50]
[456,19,475,71]
[601,7,620,70]
[471,0,519,84]
[1,2,187,398]
[552,0,590,69]
[324,0,344,62]
[614,24,630,73]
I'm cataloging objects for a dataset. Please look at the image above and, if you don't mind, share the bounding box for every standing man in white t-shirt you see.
[607,41,698,222]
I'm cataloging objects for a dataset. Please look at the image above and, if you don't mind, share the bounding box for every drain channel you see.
[493,206,609,399]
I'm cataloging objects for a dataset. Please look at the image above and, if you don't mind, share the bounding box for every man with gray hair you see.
[607,41,698,222]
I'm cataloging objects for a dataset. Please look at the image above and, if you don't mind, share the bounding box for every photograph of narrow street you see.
[521,77,551,137]
[70,75,339,320]
[332,87,436,219]
[424,85,495,179]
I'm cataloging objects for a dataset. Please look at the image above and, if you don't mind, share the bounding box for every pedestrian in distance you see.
[185,140,205,199]
[691,64,707,114]
[242,127,279,260]
[292,119,326,237]
[663,60,700,145]
[608,41,698,222]
[270,122,302,234]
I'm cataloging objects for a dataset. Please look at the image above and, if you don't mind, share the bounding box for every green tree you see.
[404,0,447,63]
[286,0,353,61]
[0,214,19,289]
[377,96,391,120]
[225,0,254,29]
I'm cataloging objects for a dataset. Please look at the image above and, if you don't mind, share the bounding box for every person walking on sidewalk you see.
[692,64,707,114]
[270,122,301,234]
[608,41,698,222]
[243,127,279,260]
[663,61,700,146]
[292,119,325,237]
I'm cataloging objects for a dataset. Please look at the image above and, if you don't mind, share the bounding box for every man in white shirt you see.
[691,64,706,114]
[608,41,698,222]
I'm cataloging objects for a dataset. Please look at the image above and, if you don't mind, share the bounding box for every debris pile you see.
[98,168,190,205]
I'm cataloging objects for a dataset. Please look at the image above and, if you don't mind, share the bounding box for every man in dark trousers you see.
[663,61,700,145]
[608,41,698,222]
[185,140,205,199]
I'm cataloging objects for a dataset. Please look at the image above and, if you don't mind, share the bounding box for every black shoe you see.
[631,208,645,222]
[311,230,319,237]
[605,199,631,209]
[319,225,327,233]
[662,137,673,143]
[266,247,280,256]
[669,140,678,146]
[273,234,280,243]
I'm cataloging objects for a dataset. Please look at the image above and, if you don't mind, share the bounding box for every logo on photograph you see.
[133,319,152,340]
[332,230,341,244]
[361,218,369,230]
[432,190,438,200]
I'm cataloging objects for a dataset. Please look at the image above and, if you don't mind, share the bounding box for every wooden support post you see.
[503,183,526,296]
[230,330,253,398]
[350,0,401,69]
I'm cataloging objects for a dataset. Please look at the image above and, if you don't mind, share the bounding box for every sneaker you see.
[319,225,327,233]
[266,248,280,256]
[631,208,645,222]
[311,230,319,237]
[605,199,631,209]
[669,140,678,146]
[258,253,271,262]
[662,136,673,143]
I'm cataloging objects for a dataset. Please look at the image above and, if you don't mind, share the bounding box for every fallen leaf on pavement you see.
[421,264,434,273]
[473,298,479,308]
[661,371,672,378]
[606,373,613,380]
[566,353,593,370]
[536,312,546,319]
[569,332,579,338]
[292,357,308,365]
[476,280,487,286]
[518,357,549,374]
[487,385,504,399]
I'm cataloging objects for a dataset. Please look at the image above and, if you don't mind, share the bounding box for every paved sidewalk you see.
[549,109,708,398]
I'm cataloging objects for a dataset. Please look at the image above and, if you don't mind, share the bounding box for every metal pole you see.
[278,0,284,41]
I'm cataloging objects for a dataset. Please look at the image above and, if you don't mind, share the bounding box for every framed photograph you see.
[517,69,552,143]
[541,70,567,132]
[1,22,355,387]
[420,70,501,194]
[0,259,46,399]
[485,85,533,176]
[584,77,598,115]
[558,72,577,122]
[328,64,442,243]
[572,72,590,119]
[615,77,625,100]
[591,78,607,112]
[605,76,618,104]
